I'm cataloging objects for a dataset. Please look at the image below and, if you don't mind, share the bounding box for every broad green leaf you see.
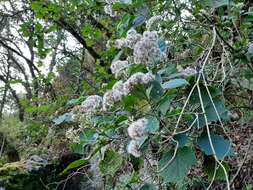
[145,116,159,133]
[140,183,157,190]
[159,147,197,183]
[158,93,176,115]
[203,156,230,181]
[158,64,177,77]
[99,149,123,176]
[190,85,228,128]
[53,112,74,125]
[60,159,88,175]
[146,80,164,102]
[80,128,98,145]
[174,133,188,148]
[197,133,234,160]
[162,79,188,90]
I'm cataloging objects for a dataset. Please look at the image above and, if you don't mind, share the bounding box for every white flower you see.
[127,118,148,139]
[102,91,115,111]
[115,29,142,49]
[247,43,253,58]
[115,39,128,49]
[124,72,155,91]
[112,80,129,101]
[127,140,141,157]
[102,73,154,111]
[143,31,159,42]
[110,60,129,77]
[142,73,155,84]
[81,95,103,114]
[133,31,163,66]
[146,15,163,30]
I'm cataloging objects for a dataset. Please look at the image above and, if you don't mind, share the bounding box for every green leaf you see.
[190,85,229,128]
[99,149,123,176]
[162,79,188,90]
[80,128,98,145]
[197,133,234,160]
[174,133,188,148]
[145,116,159,133]
[140,183,157,190]
[203,0,230,8]
[61,159,88,175]
[133,15,146,27]
[203,156,230,181]
[147,80,164,102]
[159,147,197,183]
[53,112,74,125]
[158,93,176,115]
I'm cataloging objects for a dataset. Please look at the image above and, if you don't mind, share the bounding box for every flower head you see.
[110,60,129,78]
[133,31,163,66]
[127,140,141,157]
[81,95,103,114]
[127,118,148,139]
[115,29,142,49]
[124,72,155,91]
[146,15,163,30]
[102,91,115,111]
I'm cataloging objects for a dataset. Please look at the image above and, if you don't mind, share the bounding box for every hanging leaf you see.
[159,147,197,183]
[162,79,188,90]
[60,159,88,175]
[99,149,123,176]
[197,133,234,160]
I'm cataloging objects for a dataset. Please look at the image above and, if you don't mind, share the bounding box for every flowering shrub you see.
[67,14,235,190]
[41,0,253,189]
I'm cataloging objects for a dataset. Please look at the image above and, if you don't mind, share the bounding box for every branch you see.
[55,18,103,64]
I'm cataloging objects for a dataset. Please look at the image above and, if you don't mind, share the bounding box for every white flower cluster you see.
[127,118,148,139]
[81,95,103,114]
[110,60,129,77]
[115,29,142,49]
[146,15,163,31]
[102,73,155,111]
[124,72,155,91]
[127,139,142,157]
[247,43,253,58]
[127,118,148,157]
[133,31,166,66]
[104,0,119,17]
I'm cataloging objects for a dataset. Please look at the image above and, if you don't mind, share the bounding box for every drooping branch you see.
[54,18,105,65]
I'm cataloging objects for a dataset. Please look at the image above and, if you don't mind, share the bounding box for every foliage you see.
[0,0,253,189]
